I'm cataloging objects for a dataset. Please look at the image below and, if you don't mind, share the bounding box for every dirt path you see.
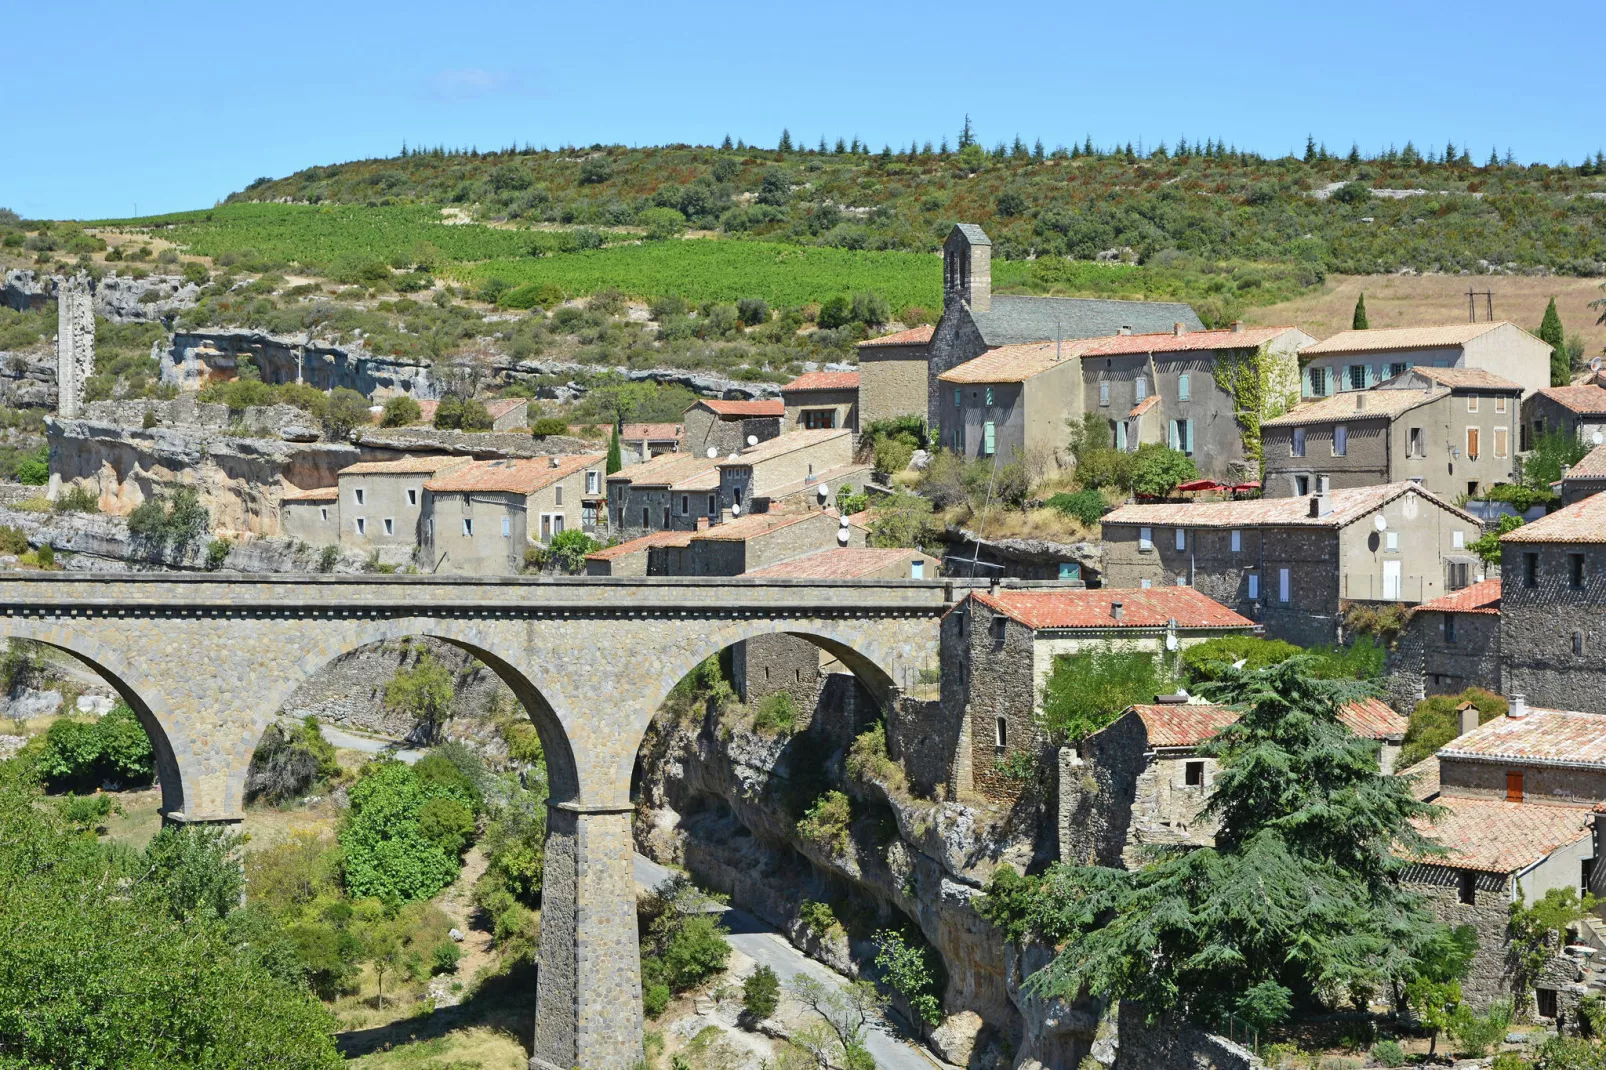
[434,845,497,981]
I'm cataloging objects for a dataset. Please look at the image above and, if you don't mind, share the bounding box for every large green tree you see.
[985,659,1455,1031]
[1540,297,1568,386]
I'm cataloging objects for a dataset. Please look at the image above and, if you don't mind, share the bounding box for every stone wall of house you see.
[1438,758,1606,804]
[857,347,929,428]
[1390,609,1502,703]
[1501,542,1606,712]
[731,633,821,707]
[885,696,958,798]
[1404,864,1515,1008]
[943,598,1043,800]
[1113,1004,1264,1070]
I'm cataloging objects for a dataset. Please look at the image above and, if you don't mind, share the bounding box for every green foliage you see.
[142,824,248,922]
[1213,345,1277,464]
[340,760,472,902]
[845,722,900,785]
[317,544,339,572]
[667,653,737,710]
[1469,514,1523,563]
[126,486,210,550]
[246,716,339,804]
[15,445,48,485]
[743,964,781,1020]
[1369,1040,1404,1067]
[873,928,944,1026]
[1045,489,1106,526]
[322,386,370,440]
[1485,481,1558,511]
[530,416,569,436]
[416,795,475,857]
[835,489,870,516]
[1509,887,1597,1017]
[1352,292,1369,330]
[752,690,799,735]
[384,652,455,741]
[640,874,731,994]
[54,483,99,513]
[60,791,115,831]
[1522,430,1591,490]
[380,395,422,427]
[546,528,601,572]
[1181,635,1303,683]
[1541,297,1569,386]
[1041,650,1170,742]
[1531,1038,1600,1069]
[1398,688,1507,770]
[865,491,939,550]
[798,899,841,938]
[204,537,231,570]
[458,399,493,431]
[1130,443,1198,498]
[0,524,28,555]
[39,703,155,789]
[796,790,853,855]
[1450,999,1512,1057]
[0,763,341,1068]
[606,424,622,473]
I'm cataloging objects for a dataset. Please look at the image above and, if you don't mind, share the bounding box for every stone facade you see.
[1501,540,1606,711]
[1400,865,1518,1008]
[682,402,781,458]
[1392,606,1502,700]
[56,275,94,419]
[857,339,931,427]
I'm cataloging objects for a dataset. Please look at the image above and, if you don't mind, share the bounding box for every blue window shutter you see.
[1168,422,1178,449]
[954,388,961,407]
[1186,419,1194,454]
[985,387,993,405]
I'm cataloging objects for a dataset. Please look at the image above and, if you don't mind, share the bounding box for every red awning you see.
[1176,479,1221,492]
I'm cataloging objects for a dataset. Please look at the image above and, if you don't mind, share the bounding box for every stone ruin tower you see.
[56,274,95,419]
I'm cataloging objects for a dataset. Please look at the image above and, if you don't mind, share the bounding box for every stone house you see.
[581,529,693,577]
[781,371,859,432]
[1391,579,1503,701]
[741,545,940,582]
[1101,482,1487,647]
[682,398,783,457]
[420,453,606,575]
[1561,444,1606,506]
[337,456,471,563]
[939,586,1258,800]
[1526,385,1606,451]
[605,450,724,536]
[936,342,1082,470]
[280,486,339,546]
[1298,321,1554,401]
[714,428,868,518]
[1262,367,1524,500]
[620,422,682,461]
[856,325,934,427]
[1499,492,1606,711]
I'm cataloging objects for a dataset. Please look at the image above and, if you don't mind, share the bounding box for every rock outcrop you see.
[161,328,435,398]
[494,358,782,402]
[1,269,199,324]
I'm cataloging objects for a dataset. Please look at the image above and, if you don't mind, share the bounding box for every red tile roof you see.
[1539,385,1606,415]
[1301,321,1516,356]
[970,587,1256,630]
[1416,578,1501,615]
[1263,388,1441,427]
[1407,367,1524,390]
[1079,325,1300,356]
[584,529,693,561]
[424,453,603,495]
[1129,395,1160,417]
[1438,707,1606,769]
[1127,703,1242,748]
[1566,444,1606,481]
[717,428,850,468]
[1501,491,1606,544]
[696,399,784,418]
[938,341,1087,384]
[783,371,859,392]
[1410,796,1592,874]
[742,548,937,579]
[692,509,825,542]
[858,324,934,348]
[340,456,468,476]
[1340,697,1408,741]
[1403,755,1442,801]
[607,450,723,489]
[1103,481,1479,530]
[282,485,339,502]
[621,422,682,441]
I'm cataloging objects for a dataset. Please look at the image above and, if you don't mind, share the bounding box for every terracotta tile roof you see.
[1129,395,1161,417]
[938,341,1089,384]
[1340,697,1408,741]
[415,399,438,423]
[1127,703,1242,748]
[1501,491,1606,543]
[970,586,1256,630]
[424,453,603,495]
[340,456,468,476]
[281,485,339,502]
[607,451,722,489]
[694,399,784,418]
[1409,796,1592,874]
[783,371,860,392]
[1417,578,1501,615]
[857,324,934,348]
[1263,388,1441,427]
[692,509,825,542]
[585,529,692,561]
[1403,755,1441,801]
[718,428,850,468]
[1103,481,1479,530]
[1301,322,1516,356]
[621,422,682,441]
[758,463,873,504]
[1538,384,1606,415]
[742,548,936,579]
[1079,325,1300,356]
[1406,367,1524,390]
[1565,444,1606,481]
[1438,707,1606,769]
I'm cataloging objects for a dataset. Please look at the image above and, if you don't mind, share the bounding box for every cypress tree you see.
[1352,292,1369,330]
[606,425,622,474]
[1539,297,1568,386]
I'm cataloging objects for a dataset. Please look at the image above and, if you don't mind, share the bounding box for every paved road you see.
[315,723,424,764]
[633,854,947,1070]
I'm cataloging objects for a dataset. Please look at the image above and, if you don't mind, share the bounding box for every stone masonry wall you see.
[1501,541,1606,712]
[1114,1003,1263,1070]
[949,598,1042,800]
[1404,864,1516,1008]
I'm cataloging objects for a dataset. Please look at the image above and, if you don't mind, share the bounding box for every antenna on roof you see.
[1466,288,1494,322]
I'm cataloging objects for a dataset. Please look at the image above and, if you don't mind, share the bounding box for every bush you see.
[873,436,916,474]
[1045,489,1105,526]
[246,717,338,804]
[458,399,493,431]
[1042,650,1170,743]
[797,790,852,855]
[546,528,600,572]
[845,723,899,784]
[736,297,769,326]
[31,542,53,569]
[54,484,99,513]
[817,294,853,329]
[380,396,421,427]
[322,387,370,440]
[430,940,460,975]
[385,652,455,742]
[1131,443,1197,498]
[1399,688,1507,770]
[339,760,471,902]
[1181,635,1303,683]
[743,964,781,1021]
[204,538,231,570]
[317,544,338,572]
[16,445,48,485]
[798,900,840,938]
[752,691,798,735]
[531,416,569,436]
[873,928,944,1026]
[1450,999,1512,1057]
[1369,1040,1405,1067]
[417,795,475,857]
[39,703,155,789]
[433,396,463,429]
[127,487,210,551]
[0,525,27,555]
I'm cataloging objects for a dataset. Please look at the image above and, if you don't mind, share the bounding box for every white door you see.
[1383,560,1401,600]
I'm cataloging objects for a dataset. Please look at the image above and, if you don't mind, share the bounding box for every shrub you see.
[743,964,781,1021]
[798,900,840,938]
[866,492,940,553]
[54,484,99,513]
[817,294,853,329]
[417,795,475,857]
[458,399,493,431]
[873,928,944,1026]
[1399,688,1507,770]
[127,487,210,551]
[1074,446,1135,490]
[1045,489,1105,526]
[641,965,672,1018]
[430,940,460,975]
[531,416,569,436]
[1041,650,1170,743]
[1130,443,1197,498]
[546,528,601,572]
[1450,999,1511,1057]
[0,525,27,555]
[60,792,115,831]
[384,652,455,743]
[1369,1040,1405,1067]
[661,913,732,991]
[836,489,870,516]
[322,387,370,440]
[38,703,154,789]
[16,445,48,485]
[873,436,915,475]
[736,297,770,326]
[339,760,469,902]
[31,543,53,569]
[752,691,798,735]
[317,544,338,572]
[797,791,852,855]
[1181,635,1303,683]
[204,538,231,570]
[246,717,339,804]
[845,723,899,785]
[380,396,421,427]
[141,410,159,429]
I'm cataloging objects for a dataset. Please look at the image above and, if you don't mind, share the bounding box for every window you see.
[1059,562,1081,580]
[319,507,328,522]
[955,421,965,452]
[1386,531,1399,552]
[910,559,924,580]
[1135,376,1148,401]
[462,518,473,536]
[1571,553,1586,589]
[707,494,717,516]
[1292,428,1305,457]
[354,488,365,506]
[1458,870,1477,905]
[1507,770,1524,802]
[1348,364,1367,390]
[555,485,563,506]
[1248,572,1260,599]
[502,516,511,538]
[1445,614,1457,644]
[1278,568,1290,603]
[1230,530,1241,553]
[1115,421,1127,450]
[1584,858,1594,898]
[984,387,994,406]
[982,421,995,456]
[407,488,418,506]
[1178,373,1191,401]
[1525,552,1539,587]
[991,616,1007,642]
[1184,761,1204,787]
[1467,394,1479,413]
[1466,427,1480,461]
[587,471,599,494]
[1333,424,1347,456]
[681,495,690,515]
[1448,561,1470,591]
[1099,381,1110,406]
[1309,366,1327,396]
[1496,396,1507,414]
[1494,427,1508,459]
[1537,987,1559,1020]
[1170,419,1193,455]
[355,517,366,535]
[1390,362,1408,379]
[1452,530,1464,549]
[1140,578,1152,589]
[663,507,670,528]
[1139,526,1153,551]
[1174,528,1186,551]
[1408,427,1425,457]
[642,507,650,529]
[1575,631,1586,656]
[1294,475,1310,496]
[994,717,1008,749]
[383,518,394,536]
[953,388,961,408]
[803,409,836,429]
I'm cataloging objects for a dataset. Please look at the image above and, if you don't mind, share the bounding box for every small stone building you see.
[1500,493,1606,712]
[682,398,783,457]
[781,371,859,432]
[937,342,1082,470]
[1391,579,1503,701]
[337,456,471,563]
[1298,321,1553,401]
[1101,482,1487,647]
[1561,444,1606,506]
[1263,367,1523,501]
[940,586,1258,800]
[1526,385,1606,451]
[582,530,693,577]
[657,508,867,578]
[606,451,724,536]
[856,325,935,427]
[714,428,867,517]
[421,453,606,575]
[620,422,682,461]
[280,486,339,545]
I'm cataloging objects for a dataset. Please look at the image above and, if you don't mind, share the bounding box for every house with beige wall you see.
[280,486,339,546]
[338,456,470,564]
[682,398,782,457]
[782,371,858,432]
[421,453,605,575]
[715,428,867,517]
[856,325,934,427]
[1299,321,1552,401]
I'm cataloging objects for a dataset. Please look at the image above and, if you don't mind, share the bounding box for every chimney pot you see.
[1231,320,1245,333]
[1509,693,1529,719]
[1356,393,1366,411]
[1318,475,1330,495]
[696,516,710,531]
[1117,325,1132,336]
[1110,600,1124,621]
[1309,497,1322,517]
[1456,701,1480,737]
[1173,321,1187,337]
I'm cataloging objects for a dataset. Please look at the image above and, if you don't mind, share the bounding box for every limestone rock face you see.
[0,269,198,324]
[499,358,781,401]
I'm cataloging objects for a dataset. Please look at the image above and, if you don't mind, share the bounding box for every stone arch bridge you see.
[0,572,950,1070]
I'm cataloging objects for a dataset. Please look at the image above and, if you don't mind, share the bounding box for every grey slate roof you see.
[969,295,1204,348]
[951,223,991,246]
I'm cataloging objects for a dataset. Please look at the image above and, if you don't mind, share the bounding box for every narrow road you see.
[312,722,424,764]
[633,854,949,1070]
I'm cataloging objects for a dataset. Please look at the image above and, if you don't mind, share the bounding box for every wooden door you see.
[1507,770,1524,801]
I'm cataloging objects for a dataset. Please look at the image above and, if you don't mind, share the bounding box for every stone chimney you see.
[1117,325,1132,336]
[695,516,710,531]
[1110,600,1124,622]
[1230,320,1245,333]
[1456,701,1480,737]
[1509,693,1529,719]
[1318,475,1331,495]
[1173,321,1188,337]
[942,224,991,313]
[1308,493,1331,518]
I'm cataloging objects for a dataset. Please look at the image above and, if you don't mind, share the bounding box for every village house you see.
[1526,384,1606,450]
[1101,482,1487,647]
[781,370,859,432]
[714,428,869,518]
[415,397,530,430]
[1390,579,1503,702]
[1499,491,1606,712]
[619,422,683,461]
[1262,367,1523,500]
[581,529,693,578]
[936,342,1081,471]
[682,398,783,457]
[652,507,867,577]
[939,586,1258,800]
[420,453,606,575]
[1298,321,1553,401]
[1561,444,1606,506]
[279,485,340,546]
[336,456,471,563]
[606,450,724,535]
[855,325,934,427]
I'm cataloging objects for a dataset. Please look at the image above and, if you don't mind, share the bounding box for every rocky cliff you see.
[2,268,199,324]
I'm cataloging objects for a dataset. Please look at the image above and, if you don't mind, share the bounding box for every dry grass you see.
[958,505,1095,543]
[347,1026,528,1069]
[1247,272,1606,359]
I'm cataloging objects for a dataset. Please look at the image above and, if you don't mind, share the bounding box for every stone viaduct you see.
[0,572,950,1070]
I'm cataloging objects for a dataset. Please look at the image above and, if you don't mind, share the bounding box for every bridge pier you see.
[532,801,643,1070]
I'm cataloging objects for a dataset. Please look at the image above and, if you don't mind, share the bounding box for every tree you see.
[385,652,455,742]
[1540,297,1569,386]
[994,659,1454,1032]
[1509,887,1596,1018]
[1130,443,1197,498]
[380,396,421,427]
[958,114,976,149]
[323,387,371,440]
[787,975,884,1070]
[778,128,793,153]
[433,395,464,429]
[457,399,493,432]
[339,760,469,901]
[364,922,402,1010]
[866,492,940,554]
[873,929,944,1027]
[1468,514,1523,564]
[606,424,622,474]
[1041,649,1170,742]
[743,964,781,1021]
[1353,292,1369,330]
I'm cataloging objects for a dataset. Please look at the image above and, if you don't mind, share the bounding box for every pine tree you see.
[1304,134,1317,163]
[778,129,793,153]
[834,137,847,154]
[1033,138,1045,161]
[1487,147,1500,168]
[606,425,622,475]
[958,114,976,149]
[1347,143,1361,165]
[1084,135,1095,157]
[1540,297,1568,386]
[720,134,733,151]
[1353,292,1369,330]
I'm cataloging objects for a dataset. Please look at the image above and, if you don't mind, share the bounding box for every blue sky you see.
[4,0,1597,220]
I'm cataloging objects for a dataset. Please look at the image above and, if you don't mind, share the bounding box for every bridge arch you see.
[0,624,187,817]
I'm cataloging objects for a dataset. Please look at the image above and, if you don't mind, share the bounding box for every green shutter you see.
[983,421,995,455]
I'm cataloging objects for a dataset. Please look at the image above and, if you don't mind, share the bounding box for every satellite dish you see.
[747,435,759,446]
[1593,357,1603,373]
[731,503,741,517]
[727,453,739,462]
[836,528,850,545]
[706,447,717,459]
[1374,514,1388,532]
[839,515,850,528]
[816,483,829,502]
[1594,432,1604,446]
